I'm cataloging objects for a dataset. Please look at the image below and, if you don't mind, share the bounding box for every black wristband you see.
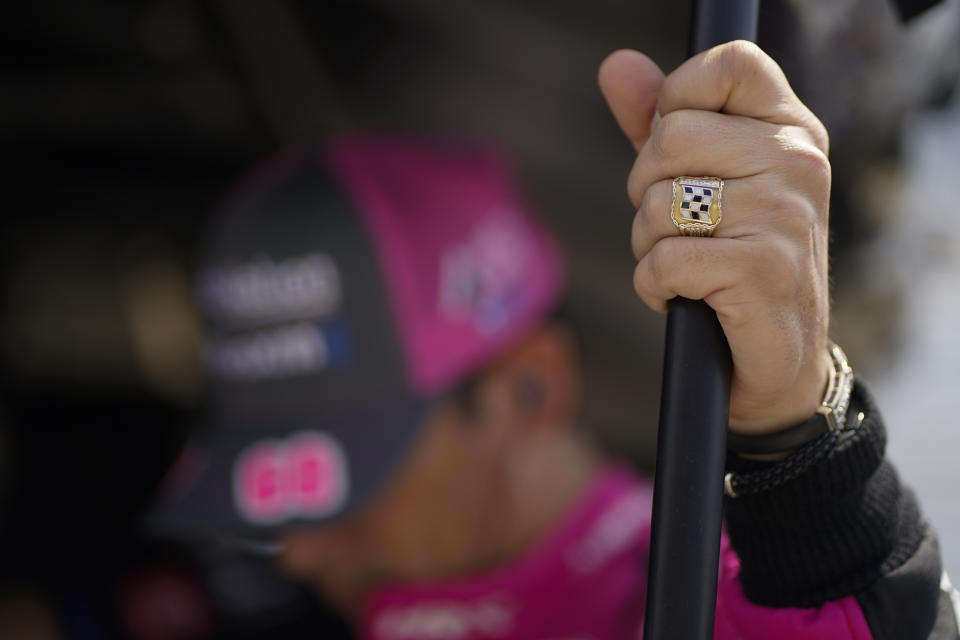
[726,412,831,455]
[722,380,893,607]
[724,431,838,497]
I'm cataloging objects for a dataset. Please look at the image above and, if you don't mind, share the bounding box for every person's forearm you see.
[720,379,958,639]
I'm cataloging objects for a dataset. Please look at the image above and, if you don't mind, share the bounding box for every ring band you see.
[671,176,724,237]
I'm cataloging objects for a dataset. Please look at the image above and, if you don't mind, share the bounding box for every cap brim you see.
[145,397,431,542]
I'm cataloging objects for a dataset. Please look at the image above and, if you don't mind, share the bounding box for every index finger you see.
[657,40,828,153]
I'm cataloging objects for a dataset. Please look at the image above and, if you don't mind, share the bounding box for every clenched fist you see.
[599,41,832,435]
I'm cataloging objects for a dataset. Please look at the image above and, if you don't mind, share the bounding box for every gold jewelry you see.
[671,176,724,237]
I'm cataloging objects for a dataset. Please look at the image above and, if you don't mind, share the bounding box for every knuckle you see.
[631,211,645,259]
[646,243,666,286]
[632,263,660,311]
[717,40,765,79]
[748,240,798,298]
[808,118,830,155]
[640,182,666,224]
[632,262,647,297]
[627,155,645,207]
[640,183,657,218]
[647,240,677,287]
[767,190,818,238]
[790,145,832,215]
[649,111,686,162]
[634,181,674,259]
[634,244,675,314]
[794,143,831,182]
[715,299,751,331]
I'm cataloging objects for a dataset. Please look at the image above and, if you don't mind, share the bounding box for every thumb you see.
[598,49,665,152]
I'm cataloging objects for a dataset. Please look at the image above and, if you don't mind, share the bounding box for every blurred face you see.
[277,325,584,619]
[278,396,506,617]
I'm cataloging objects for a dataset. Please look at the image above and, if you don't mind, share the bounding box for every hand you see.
[598,41,832,434]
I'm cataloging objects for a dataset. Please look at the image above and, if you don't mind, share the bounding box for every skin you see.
[598,42,831,434]
[280,325,599,618]
[280,41,832,618]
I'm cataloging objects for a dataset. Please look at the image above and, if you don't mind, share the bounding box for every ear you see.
[502,323,581,433]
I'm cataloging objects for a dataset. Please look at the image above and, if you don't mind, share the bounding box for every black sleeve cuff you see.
[723,378,924,609]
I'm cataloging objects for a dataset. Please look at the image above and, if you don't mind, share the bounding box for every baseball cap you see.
[148,136,565,541]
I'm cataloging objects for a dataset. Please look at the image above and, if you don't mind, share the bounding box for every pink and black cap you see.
[150,137,565,540]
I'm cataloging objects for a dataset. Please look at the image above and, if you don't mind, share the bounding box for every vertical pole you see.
[642,2,758,639]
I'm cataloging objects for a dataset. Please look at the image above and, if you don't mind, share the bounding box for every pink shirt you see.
[360,465,873,640]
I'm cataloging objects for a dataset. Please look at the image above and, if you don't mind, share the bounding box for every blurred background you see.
[1,0,958,637]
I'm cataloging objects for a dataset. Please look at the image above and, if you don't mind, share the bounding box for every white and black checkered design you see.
[679,185,714,222]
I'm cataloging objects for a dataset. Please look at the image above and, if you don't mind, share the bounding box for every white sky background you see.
[867,90,960,580]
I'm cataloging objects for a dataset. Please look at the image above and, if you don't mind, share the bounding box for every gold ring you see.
[671,176,724,237]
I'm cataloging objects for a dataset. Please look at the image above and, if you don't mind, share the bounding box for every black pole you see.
[642,2,758,639]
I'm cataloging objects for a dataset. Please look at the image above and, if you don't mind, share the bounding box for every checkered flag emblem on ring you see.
[680,186,714,222]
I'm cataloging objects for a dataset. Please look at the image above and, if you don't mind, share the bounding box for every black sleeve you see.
[723,379,960,640]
